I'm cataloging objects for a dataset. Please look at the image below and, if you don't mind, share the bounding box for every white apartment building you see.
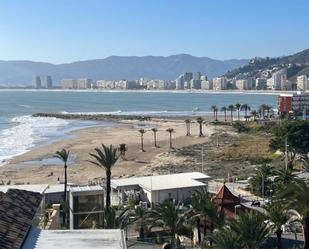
[212,77,227,90]
[201,80,212,90]
[297,75,308,91]
[97,80,115,89]
[61,79,78,89]
[271,68,289,90]
[235,78,255,90]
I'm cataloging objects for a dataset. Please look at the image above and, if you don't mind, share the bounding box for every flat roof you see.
[0,184,48,194]
[111,172,210,191]
[69,185,104,193]
[22,228,126,249]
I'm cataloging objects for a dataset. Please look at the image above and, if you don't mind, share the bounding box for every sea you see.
[0,90,278,165]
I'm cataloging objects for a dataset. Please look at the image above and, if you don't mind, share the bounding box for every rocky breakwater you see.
[32,112,152,121]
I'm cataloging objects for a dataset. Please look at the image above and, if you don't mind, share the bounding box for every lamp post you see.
[234,204,242,217]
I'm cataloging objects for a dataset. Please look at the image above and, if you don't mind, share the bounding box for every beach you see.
[0,117,221,185]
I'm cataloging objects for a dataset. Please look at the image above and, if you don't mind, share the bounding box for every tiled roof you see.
[0,189,43,249]
[213,184,240,205]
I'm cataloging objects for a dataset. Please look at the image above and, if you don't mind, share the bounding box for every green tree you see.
[221,106,227,121]
[235,103,242,120]
[131,206,149,239]
[196,117,204,137]
[230,212,270,249]
[150,200,185,247]
[251,110,258,121]
[228,105,235,122]
[279,180,309,249]
[249,164,273,198]
[269,120,309,166]
[185,119,191,136]
[55,148,70,224]
[266,202,289,249]
[151,128,158,148]
[104,207,131,229]
[88,144,119,212]
[166,128,175,149]
[208,226,242,249]
[138,129,146,152]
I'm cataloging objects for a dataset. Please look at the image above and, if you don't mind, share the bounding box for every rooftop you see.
[0,184,48,194]
[0,189,43,249]
[69,185,104,193]
[111,172,211,191]
[22,228,127,249]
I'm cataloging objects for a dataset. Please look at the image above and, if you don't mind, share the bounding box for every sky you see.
[0,0,309,63]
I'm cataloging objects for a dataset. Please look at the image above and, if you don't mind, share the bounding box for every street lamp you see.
[234,204,242,217]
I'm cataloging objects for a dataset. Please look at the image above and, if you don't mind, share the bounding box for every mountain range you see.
[0,54,248,86]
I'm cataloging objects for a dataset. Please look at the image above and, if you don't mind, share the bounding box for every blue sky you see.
[0,0,309,63]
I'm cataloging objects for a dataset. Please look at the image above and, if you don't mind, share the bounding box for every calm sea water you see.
[0,90,278,164]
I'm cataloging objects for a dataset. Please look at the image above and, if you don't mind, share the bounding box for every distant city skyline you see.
[1,0,309,63]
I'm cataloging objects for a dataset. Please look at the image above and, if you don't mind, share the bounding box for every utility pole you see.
[285,136,288,170]
[201,145,204,173]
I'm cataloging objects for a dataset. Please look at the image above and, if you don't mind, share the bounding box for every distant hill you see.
[224,48,309,80]
[0,54,248,86]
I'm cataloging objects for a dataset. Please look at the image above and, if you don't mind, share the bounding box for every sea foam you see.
[0,115,69,165]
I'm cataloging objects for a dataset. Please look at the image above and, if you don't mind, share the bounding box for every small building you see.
[69,185,104,229]
[212,184,247,220]
[22,229,127,249]
[111,172,211,205]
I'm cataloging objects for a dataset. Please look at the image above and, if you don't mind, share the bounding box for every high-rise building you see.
[278,92,309,115]
[175,74,184,89]
[34,76,42,89]
[235,77,255,90]
[297,75,308,91]
[190,79,201,89]
[77,78,92,89]
[41,76,53,88]
[256,78,267,90]
[271,69,288,90]
[201,80,212,90]
[61,79,78,89]
[212,77,227,90]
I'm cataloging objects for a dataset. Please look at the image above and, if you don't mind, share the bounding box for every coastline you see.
[0,88,302,95]
[0,116,218,185]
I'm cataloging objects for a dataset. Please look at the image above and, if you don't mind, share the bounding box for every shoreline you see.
[0,88,302,95]
[0,116,219,185]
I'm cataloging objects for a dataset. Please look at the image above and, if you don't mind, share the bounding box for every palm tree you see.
[185,119,191,136]
[166,128,175,149]
[279,180,309,248]
[55,148,70,224]
[151,128,158,148]
[221,106,227,121]
[211,105,218,122]
[190,188,224,244]
[241,104,251,121]
[208,226,242,249]
[265,105,272,119]
[138,129,146,152]
[150,200,185,247]
[259,104,267,119]
[251,110,258,121]
[131,206,149,239]
[196,117,204,137]
[230,212,270,249]
[235,103,242,120]
[88,144,119,212]
[104,206,131,230]
[266,202,289,249]
[227,105,235,122]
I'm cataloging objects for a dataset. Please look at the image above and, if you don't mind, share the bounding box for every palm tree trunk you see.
[141,134,144,151]
[106,169,111,212]
[224,111,227,121]
[245,109,248,121]
[199,124,203,137]
[197,218,201,244]
[169,133,172,148]
[63,163,67,224]
[154,132,157,147]
[216,111,218,121]
[237,110,240,120]
[231,111,233,121]
[187,123,190,136]
[276,228,282,249]
[213,111,216,121]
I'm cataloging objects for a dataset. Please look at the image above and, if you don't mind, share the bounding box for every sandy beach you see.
[0,117,221,185]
